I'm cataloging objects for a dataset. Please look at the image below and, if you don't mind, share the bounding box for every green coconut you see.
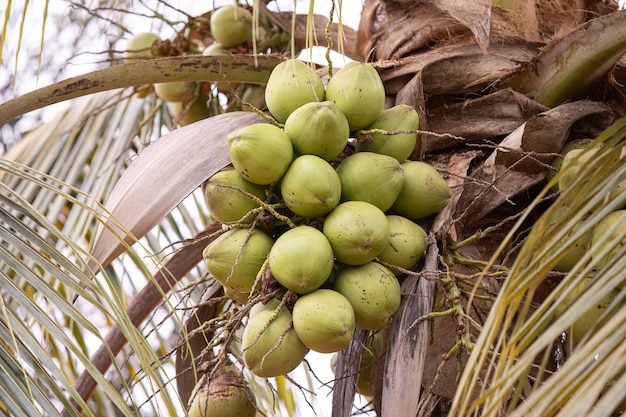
[323,201,389,266]
[242,303,308,377]
[123,32,159,97]
[553,277,623,344]
[356,331,384,397]
[227,123,293,185]
[391,161,451,219]
[123,32,159,62]
[355,104,419,162]
[265,59,325,123]
[223,285,254,305]
[547,139,593,191]
[544,204,593,272]
[325,61,385,131]
[154,81,197,102]
[590,210,626,282]
[249,296,283,317]
[558,147,597,191]
[280,155,341,218]
[210,5,252,48]
[337,152,404,212]
[283,101,349,160]
[167,95,212,126]
[292,289,356,353]
[203,43,230,55]
[558,145,626,209]
[203,228,273,293]
[187,364,256,417]
[378,215,428,275]
[333,262,401,330]
[269,226,335,294]
[203,167,267,223]
[330,332,384,398]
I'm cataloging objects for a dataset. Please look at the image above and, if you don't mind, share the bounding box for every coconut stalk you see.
[0,55,281,124]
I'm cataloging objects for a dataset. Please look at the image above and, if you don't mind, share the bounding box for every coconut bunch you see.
[122,5,288,125]
[537,141,626,345]
[546,141,626,274]
[200,58,451,379]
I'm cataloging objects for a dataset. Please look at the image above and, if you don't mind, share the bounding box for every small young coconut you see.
[558,145,626,208]
[123,32,159,97]
[242,302,308,377]
[240,84,266,112]
[391,161,451,219]
[378,215,428,275]
[543,204,593,272]
[337,152,404,212]
[269,226,335,294]
[203,167,267,223]
[325,61,385,131]
[203,228,273,293]
[329,332,383,398]
[154,81,197,102]
[558,147,598,191]
[123,32,159,62]
[552,277,623,344]
[333,262,401,330]
[265,59,325,123]
[203,42,230,55]
[280,155,341,218]
[227,123,294,185]
[590,210,626,282]
[323,201,389,266]
[355,331,384,397]
[168,95,211,126]
[356,104,419,162]
[283,101,350,161]
[187,362,256,417]
[547,139,593,191]
[249,296,283,317]
[223,285,254,305]
[210,5,253,48]
[292,289,356,353]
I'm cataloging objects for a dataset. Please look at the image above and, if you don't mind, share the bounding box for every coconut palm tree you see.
[1,1,626,417]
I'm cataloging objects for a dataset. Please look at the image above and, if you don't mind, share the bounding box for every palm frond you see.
[0,84,222,415]
[0,160,154,417]
[0,54,282,125]
[452,117,626,416]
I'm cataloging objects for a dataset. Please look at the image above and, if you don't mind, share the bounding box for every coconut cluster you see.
[546,143,626,343]
[122,5,278,126]
[201,58,451,379]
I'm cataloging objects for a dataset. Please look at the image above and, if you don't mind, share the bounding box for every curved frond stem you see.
[0,54,283,124]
